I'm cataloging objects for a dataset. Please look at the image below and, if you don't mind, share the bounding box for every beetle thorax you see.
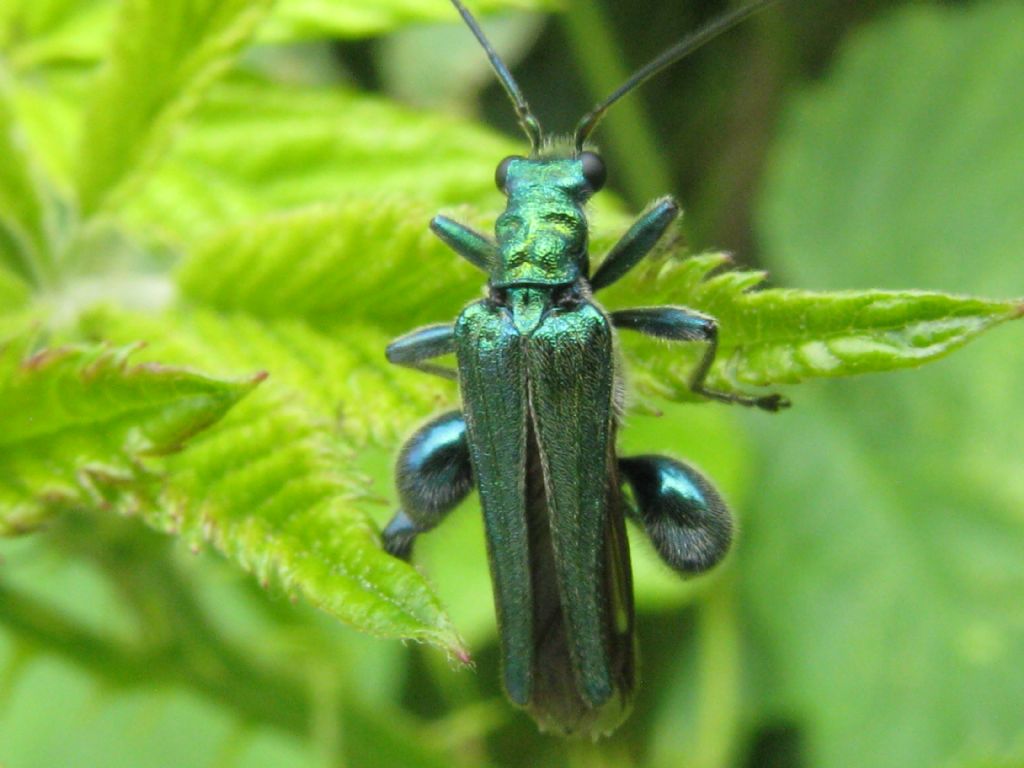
[492,158,592,287]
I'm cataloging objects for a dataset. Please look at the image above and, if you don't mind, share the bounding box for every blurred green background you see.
[1,1,1022,766]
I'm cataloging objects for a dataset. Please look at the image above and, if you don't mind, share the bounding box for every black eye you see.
[579,151,607,192]
[495,155,520,192]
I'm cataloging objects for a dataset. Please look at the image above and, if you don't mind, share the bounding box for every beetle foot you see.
[755,393,791,412]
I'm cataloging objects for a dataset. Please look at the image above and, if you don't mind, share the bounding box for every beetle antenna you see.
[573,0,779,152]
[451,0,543,151]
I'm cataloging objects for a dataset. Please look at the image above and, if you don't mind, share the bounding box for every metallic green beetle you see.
[383,0,786,737]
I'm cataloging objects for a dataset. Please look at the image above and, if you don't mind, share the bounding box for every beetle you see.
[381,0,787,737]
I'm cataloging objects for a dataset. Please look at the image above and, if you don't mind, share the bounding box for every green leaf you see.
[0,72,63,288]
[604,252,1023,403]
[5,69,86,188]
[84,308,466,655]
[0,651,315,768]
[178,199,485,334]
[0,532,463,768]
[0,0,113,72]
[0,0,556,70]
[0,263,31,312]
[758,3,1024,295]
[742,385,1024,768]
[746,3,1024,767]
[0,336,259,535]
[75,0,274,216]
[263,0,559,42]
[124,77,521,243]
[0,305,39,343]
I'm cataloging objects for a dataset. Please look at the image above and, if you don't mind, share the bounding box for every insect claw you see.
[756,393,791,412]
[381,513,418,561]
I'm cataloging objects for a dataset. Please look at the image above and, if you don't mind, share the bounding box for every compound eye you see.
[495,155,520,192]
[579,151,607,192]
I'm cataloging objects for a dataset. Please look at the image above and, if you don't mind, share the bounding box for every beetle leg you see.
[589,197,680,291]
[619,455,732,575]
[386,324,457,380]
[383,410,474,560]
[611,306,789,411]
[431,215,499,272]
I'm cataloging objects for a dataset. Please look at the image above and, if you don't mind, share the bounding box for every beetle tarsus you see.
[755,393,791,412]
[692,384,792,412]
[382,511,419,561]
[612,306,790,412]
